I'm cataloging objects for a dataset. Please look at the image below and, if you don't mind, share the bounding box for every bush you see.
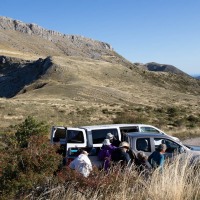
[15,116,48,147]
[167,106,179,117]
[187,115,199,123]
[27,156,200,200]
[0,117,62,199]
[29,165,139,199]
[24,156,200,200]
[113,112,149,124]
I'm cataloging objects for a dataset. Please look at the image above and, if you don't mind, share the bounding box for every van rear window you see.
[67,130,84,143]
[53,128,66,142]
[91,128,118,144]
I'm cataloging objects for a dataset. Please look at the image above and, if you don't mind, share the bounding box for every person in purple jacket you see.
[98,139,116,171]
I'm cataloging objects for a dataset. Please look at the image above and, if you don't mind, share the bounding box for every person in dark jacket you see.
[111,141,131,168]
[135,151,152,175]
[106,132,121,147]
[148,144,167,171]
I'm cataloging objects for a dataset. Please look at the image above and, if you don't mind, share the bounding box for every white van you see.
[51,125,120,148]
[50,124,179,165]
[51,125,121,166]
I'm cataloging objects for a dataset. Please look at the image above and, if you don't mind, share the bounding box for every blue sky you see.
[1,0,200,75]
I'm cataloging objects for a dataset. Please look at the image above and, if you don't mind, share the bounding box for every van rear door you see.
[51,126,87,147]
[66,128,87,149]
[51,126,66,145]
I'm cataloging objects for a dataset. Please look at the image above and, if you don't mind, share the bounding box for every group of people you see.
[69,132,167,177]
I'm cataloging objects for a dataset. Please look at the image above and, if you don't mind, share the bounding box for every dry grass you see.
[1,19,200,200]
[26,156,200,200]
[0,31,200,139]
[0,95,200,141]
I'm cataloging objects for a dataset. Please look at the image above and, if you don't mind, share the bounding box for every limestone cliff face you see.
[0,16,66,39]
[0,16,112,52]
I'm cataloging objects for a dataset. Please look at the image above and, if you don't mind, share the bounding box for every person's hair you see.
[77,149,88,155]
[137,151,147,161]
[103,139,111,146]
[157,144,167,152]
[77,149,84,155]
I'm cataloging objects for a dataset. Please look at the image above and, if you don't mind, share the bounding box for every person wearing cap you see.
[106,132,121,147]
[69,149,92,177]
[111,141,131,168]
[98,139,116,171]
[148,144,167,171]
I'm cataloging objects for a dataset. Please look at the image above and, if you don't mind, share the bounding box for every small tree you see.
[15,116,48,147]
[0,117,62,199]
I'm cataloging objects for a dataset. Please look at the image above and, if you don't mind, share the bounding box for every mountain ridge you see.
[0,16,190,76]
[0,16,199,130]
[0,16,113,50]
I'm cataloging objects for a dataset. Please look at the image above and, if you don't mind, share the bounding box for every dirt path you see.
[182,137,200,146]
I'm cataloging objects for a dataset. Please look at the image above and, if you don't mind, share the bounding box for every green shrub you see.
[15,116,48,147]
[167,106,179,117]
[113,112,149,124]
[187,115,199,123]
[174,118,185,127]
[0,117,62,199]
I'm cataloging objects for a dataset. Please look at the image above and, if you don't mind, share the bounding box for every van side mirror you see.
[179,147,185,154]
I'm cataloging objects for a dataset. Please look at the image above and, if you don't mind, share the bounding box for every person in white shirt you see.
[69,150,92,177]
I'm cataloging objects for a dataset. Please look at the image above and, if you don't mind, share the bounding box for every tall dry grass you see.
[146,155,200,200]
[26,155,200,200]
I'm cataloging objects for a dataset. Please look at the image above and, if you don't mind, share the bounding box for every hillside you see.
[140,62,189,76]
[0,16,200,135]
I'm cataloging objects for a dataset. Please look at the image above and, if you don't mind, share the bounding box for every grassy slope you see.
[0,29,200,139]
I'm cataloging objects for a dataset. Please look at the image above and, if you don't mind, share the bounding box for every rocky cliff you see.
[0,55,52,98]
[0,16,112,50]
[0,16,118,61]
[0,16,200,130]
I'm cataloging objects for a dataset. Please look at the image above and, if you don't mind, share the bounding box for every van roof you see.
[127,132,166,137]
[78,124,153,129]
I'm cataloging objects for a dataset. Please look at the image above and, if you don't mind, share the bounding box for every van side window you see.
[120,127,139,141]
[136,138,151,152]
[140,127,160,133]
[120,127,139,133]
[67,130,84,143]
[154,138,180,153]
[91,128,118,144]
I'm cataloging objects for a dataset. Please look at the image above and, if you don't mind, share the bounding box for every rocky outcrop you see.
[0,56,52,98]
[0,16,113,51]
[136,62,190,76]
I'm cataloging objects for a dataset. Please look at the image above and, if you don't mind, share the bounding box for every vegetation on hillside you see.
[0,117,62,199]
[0,117,200,200]
[112,105,200,140]
[28,158,200,200]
